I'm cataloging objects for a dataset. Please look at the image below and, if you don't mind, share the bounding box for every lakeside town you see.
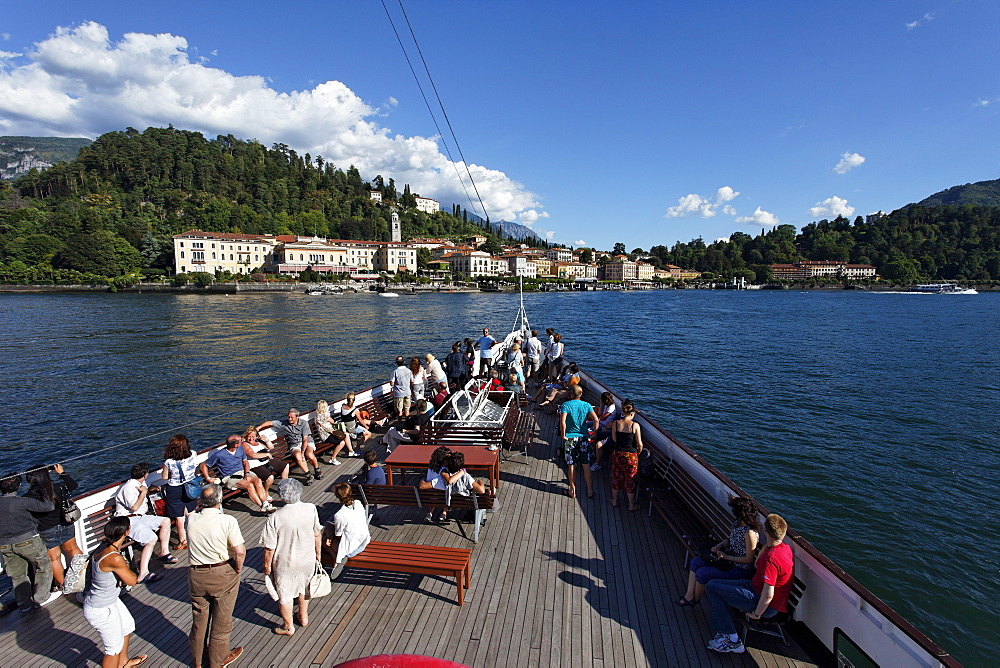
[170,193,880,291]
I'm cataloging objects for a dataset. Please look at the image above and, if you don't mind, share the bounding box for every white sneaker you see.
[261,503,277,513]
[41,590,62,606]
[331,460,342,466]
[350,451,362,457]
[707,634,745,653]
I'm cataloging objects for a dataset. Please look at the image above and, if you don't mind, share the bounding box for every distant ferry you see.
[910,283,978,295]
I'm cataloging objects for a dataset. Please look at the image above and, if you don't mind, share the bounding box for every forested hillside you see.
[916,178,1000,208]
[0,125,997,284]
[640,205,1000,282]
[0,126,539,283]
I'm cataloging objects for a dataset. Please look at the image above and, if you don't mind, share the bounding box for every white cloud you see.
[735,207,780,226]
[808,196,855,219]
[1,33,10,41]
[544,231,555,240]
[665,186,740,218]
[906,20,920,29]
[833,151,866,174]
[721,204,736,215]
[0,50,22,60]
[518,209,550,226]
[906,13,934,30]
[977,99,990,107]
[0,21,543,223]
[716,185,738,202]
[715,236,732,244]
[573,239,586,247]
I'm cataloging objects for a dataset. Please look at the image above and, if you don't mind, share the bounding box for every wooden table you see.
[384,444,501,492]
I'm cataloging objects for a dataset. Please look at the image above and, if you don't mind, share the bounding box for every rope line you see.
[396,0,491,224]
[3,397,278,479]
[379,0,480,218]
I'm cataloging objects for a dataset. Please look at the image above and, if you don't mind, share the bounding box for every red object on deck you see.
[333,656,468,668]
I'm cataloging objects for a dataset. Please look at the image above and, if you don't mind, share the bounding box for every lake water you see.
[0,289,996,665]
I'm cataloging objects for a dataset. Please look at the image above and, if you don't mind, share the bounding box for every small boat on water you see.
[378,292,399,297]
[909,283,978,295]
[306,284,343,296]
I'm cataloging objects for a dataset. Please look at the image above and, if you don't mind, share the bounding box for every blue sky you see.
[1,1,998,250]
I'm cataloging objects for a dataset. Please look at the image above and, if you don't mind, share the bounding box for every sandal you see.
[139,573,164,584]
[126,656,148,667]
[564,488,576,498]
[675,596,699,608]
[158,554,178,564]
[175,541,188,550]
[273,626,295,636]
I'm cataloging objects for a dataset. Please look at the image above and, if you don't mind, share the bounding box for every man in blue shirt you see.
[559,385,600,499]
[477,328,498,378]
[201,435,275,513]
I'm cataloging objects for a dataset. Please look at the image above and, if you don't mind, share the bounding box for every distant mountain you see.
[493,219,541,242]
[0,136,92,180]
[916,178,1000,207]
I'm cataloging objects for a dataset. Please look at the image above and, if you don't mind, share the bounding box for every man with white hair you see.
[186,484,245,668]
[258,409,322,485]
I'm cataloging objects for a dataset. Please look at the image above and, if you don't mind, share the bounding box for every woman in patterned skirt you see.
[609,399,643,511]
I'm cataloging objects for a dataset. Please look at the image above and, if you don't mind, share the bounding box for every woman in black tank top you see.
[610,399,643,511]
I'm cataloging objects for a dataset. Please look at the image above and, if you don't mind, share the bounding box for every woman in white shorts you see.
[83,516,146,667]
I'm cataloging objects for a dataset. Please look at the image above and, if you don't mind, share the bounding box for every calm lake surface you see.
[1,289,997,664]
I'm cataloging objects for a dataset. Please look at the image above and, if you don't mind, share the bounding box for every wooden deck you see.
[0,408,819,667]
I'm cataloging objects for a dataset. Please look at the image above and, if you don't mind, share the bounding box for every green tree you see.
[612,242,627,255]
[880,259,920,284]
[579,248,593,264]
[416,247,433,269]
[7,234,63,266]
[56,231,142,276]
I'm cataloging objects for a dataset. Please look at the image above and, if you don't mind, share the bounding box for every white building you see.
[504,255,538,278]
[448,251,503,277]
[545,248,573,263]
[173,230,276,275]
[414,196,439,214]
[369,191,383,203]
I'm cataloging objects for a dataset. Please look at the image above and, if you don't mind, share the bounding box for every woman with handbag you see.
[676,496,760,607]
[260,478,322,636]
[26,463,84,595]
[161,434,200,550]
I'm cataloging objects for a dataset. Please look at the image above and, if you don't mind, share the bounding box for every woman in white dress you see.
[260,478,321,635]
[327,482,371,578]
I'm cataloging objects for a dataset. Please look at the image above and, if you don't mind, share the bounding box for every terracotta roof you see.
[173,229,271,241]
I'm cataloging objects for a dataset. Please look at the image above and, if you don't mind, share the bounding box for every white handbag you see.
[306,561,331,598]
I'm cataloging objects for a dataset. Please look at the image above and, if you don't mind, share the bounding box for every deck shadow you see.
[334,569,457,606]
[12,603,97,666]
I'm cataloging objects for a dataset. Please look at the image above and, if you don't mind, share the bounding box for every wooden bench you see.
[342,541,473,605]
[637,446,733,561]
[740,576,807,646]
[355,392,396,424]
[82,505,137,563]
[349,484,495,543]
[501,402,536,458]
